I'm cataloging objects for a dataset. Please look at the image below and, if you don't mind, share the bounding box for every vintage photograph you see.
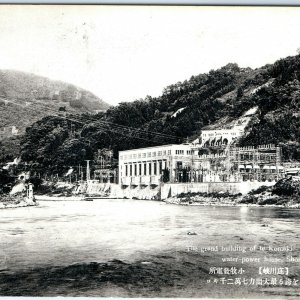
[0,4,299,298]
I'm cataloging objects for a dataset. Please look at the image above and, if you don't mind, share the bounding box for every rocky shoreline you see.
[0,194,37,209]
[165,178,300,208]
[164,194,300,208]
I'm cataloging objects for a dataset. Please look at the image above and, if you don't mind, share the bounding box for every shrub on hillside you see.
[239,195,257,204]
[258,197,279,205]
[248,185,270,195]
[272,178,300,196]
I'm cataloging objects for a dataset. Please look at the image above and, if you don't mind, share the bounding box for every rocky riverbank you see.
[0,194,37,209]
[165,178,300,208]
[35,180,75,196]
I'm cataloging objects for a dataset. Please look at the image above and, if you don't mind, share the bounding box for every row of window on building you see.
[124,161,167,177]
[121,150,170,160]
[232,154,277,161]
[202,132,238,137]
[120,149,194,160]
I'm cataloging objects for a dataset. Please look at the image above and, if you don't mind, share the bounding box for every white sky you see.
[0,5,300,105]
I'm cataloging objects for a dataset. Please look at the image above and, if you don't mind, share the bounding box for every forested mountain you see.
[7,54,300,172]
[0,70,110,131]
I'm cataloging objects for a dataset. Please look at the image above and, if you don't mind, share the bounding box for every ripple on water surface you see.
[0,199,299,298]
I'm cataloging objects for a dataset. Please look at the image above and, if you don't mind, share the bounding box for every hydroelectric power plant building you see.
[118,143,193,186]
[118,142,284,199]
[118,107,285,199]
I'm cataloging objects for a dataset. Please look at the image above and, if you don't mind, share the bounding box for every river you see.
[0,199,299,298]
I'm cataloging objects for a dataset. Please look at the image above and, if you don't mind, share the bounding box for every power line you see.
[95,120,178,140]
[4,98,180,143]
[29,102,178,140]
[20,105,168,143]
[4,98,178,140]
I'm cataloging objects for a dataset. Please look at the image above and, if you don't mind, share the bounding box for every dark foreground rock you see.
[0,257,205,297]
[0,253,298,298]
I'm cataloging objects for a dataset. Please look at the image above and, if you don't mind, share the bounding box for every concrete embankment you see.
[36,179,299,204]
[111,181,276,201]
[116,181,276,200]
[160,181,275,200]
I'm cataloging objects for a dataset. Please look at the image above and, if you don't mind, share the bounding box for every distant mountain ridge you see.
[0,70,110,132]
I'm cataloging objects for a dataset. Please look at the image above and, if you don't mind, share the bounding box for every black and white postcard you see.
[0,4,299,299]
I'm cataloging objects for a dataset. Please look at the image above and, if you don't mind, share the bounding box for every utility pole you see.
[85,160,91,181]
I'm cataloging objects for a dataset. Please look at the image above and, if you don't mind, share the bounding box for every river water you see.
[0,199,299,298]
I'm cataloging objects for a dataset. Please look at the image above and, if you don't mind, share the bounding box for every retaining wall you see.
[84,180,275,200]
[160,181,275,199]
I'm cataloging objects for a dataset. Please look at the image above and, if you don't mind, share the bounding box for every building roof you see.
[119,143,191,154]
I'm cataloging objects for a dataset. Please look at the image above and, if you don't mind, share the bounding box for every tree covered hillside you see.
[0,70,110,131]
[18,54,300,173]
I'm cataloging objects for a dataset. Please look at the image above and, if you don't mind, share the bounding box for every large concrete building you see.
[117,106,285,198]
[118,144,193,188]
[119,143,284,188]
